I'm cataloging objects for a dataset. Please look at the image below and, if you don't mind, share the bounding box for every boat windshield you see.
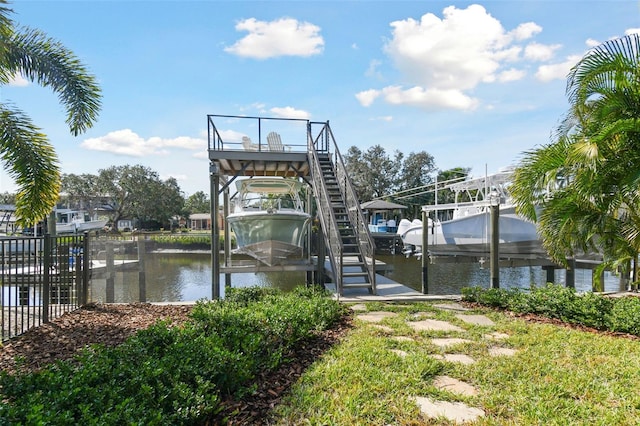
[242,193,299,211]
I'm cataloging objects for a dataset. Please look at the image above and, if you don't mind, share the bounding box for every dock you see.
[322,257,459,303]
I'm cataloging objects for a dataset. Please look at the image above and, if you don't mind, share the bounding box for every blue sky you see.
[1,1,639,197]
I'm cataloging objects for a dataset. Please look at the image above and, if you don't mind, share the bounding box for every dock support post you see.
[106,242,115,302]
[210,162,221,299]
[81,232,90,305]
[490,193,500,289]
[223,188,231,290]
[138,239,146,302]
[421,210,428,294]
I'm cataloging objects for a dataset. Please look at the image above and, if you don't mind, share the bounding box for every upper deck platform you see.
[207,115,312,178]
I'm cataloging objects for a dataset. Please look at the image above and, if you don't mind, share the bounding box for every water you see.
[89,252,625,303]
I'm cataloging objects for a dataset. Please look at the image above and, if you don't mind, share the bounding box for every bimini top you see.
[235,178,304,195]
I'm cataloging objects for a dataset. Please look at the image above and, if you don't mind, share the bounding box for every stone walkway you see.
[354,301,518,424]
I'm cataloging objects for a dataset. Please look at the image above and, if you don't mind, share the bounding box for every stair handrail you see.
[309,122,376,294]
[307,127,344,292]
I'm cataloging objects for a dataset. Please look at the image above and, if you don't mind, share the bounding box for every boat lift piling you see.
[490,190,500,289]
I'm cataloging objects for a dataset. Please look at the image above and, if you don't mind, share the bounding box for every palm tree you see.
[511,33,640,288]
[0,1,101,226]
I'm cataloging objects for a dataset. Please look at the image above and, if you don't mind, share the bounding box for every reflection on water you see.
[89,252,625,303]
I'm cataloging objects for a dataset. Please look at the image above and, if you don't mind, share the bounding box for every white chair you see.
[242,136,257,151]
[267,132,290,151]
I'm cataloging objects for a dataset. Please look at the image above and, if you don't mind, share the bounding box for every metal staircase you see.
[308,122,376,295]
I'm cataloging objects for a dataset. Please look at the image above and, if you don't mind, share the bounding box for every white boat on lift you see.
[56,209,108,234]
[227,178,311,266]
[397,168,539,256]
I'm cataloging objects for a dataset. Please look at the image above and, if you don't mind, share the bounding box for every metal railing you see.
[0,234,90,341]
[308,121,376,294]
[207,114,310,152]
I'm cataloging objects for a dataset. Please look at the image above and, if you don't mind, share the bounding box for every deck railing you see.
[207,114,310,152]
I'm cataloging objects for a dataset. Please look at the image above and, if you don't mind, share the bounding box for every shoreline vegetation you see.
[0,284,639,424]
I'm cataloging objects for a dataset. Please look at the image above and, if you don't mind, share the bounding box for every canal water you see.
[89,252,625,303]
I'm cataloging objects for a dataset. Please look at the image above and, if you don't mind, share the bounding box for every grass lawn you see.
[272,301,640,425]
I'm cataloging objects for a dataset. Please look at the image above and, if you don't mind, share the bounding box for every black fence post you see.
[43,234,51,323]
[82,232,90,305]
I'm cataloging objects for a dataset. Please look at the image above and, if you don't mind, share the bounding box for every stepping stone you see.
[431,354,476,365]
[391,335,414,343]
[456,314,495,326]
[357,311,398,323]
[433,303,469,312]
[488,347,518,357]
[391,349,408,358]
[410,312,435,319]
[414,396,484,423]
[484,332,510,340]
[350,303,367,312]
[372,324,394,333]
[409,319,464,332]
[433,375,478,397]
[431,338,473,348]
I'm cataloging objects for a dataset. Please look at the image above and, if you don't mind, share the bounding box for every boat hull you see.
[57,219,108,234]
[397,207,539,252]
[227,211,311,266]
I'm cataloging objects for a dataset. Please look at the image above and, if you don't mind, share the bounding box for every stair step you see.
[342,282,372,288]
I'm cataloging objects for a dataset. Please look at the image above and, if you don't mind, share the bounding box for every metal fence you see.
[0,234,89,341]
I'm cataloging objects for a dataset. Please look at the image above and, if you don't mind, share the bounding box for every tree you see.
[61,173,102,210]
[184,191,210,214]
[0,2,101,226]
[343,145,402,201]
[511,34,640,287]
[399,151,436,192]
[96,165,184,231]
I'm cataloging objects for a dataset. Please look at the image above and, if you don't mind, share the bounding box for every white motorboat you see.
[227,178,311,266]
[56,209,108,234]
[397,168,540,256]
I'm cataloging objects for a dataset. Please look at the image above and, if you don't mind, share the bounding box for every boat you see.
[397,168,540,256]
[56,209,108,234]
[227,178,311,266]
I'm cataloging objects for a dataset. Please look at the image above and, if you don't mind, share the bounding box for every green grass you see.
[272,302,640,425]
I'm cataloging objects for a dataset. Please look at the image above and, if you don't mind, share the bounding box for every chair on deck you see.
[242,136,257,151]
[267,132,290,151]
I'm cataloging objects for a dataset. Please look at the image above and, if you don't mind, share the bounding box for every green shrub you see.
[0,286,343,424]
[462,283,640,336]
[607,296,640,335]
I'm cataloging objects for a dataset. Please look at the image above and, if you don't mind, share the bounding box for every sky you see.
[1,0,639,197]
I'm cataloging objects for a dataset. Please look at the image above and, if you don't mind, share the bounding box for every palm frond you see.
[0,103,60,225]
[5,27,101,135]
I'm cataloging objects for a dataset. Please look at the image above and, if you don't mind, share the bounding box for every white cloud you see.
[365,59,383,79]
[8,73,29,87]
[269,106,310,119]
[585,38,601,48]
[535,55,581,82]
[81,129,205,157]
[225,18,324,59]
[360,4,558,110]
[625,28,640,36]
[370,116,393,122]
[193,151,209,160]
[498,68,526,82]
[381,85,479,111]
[355,89,381,107]
[509,22,542,41]
[524,42,561,61]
